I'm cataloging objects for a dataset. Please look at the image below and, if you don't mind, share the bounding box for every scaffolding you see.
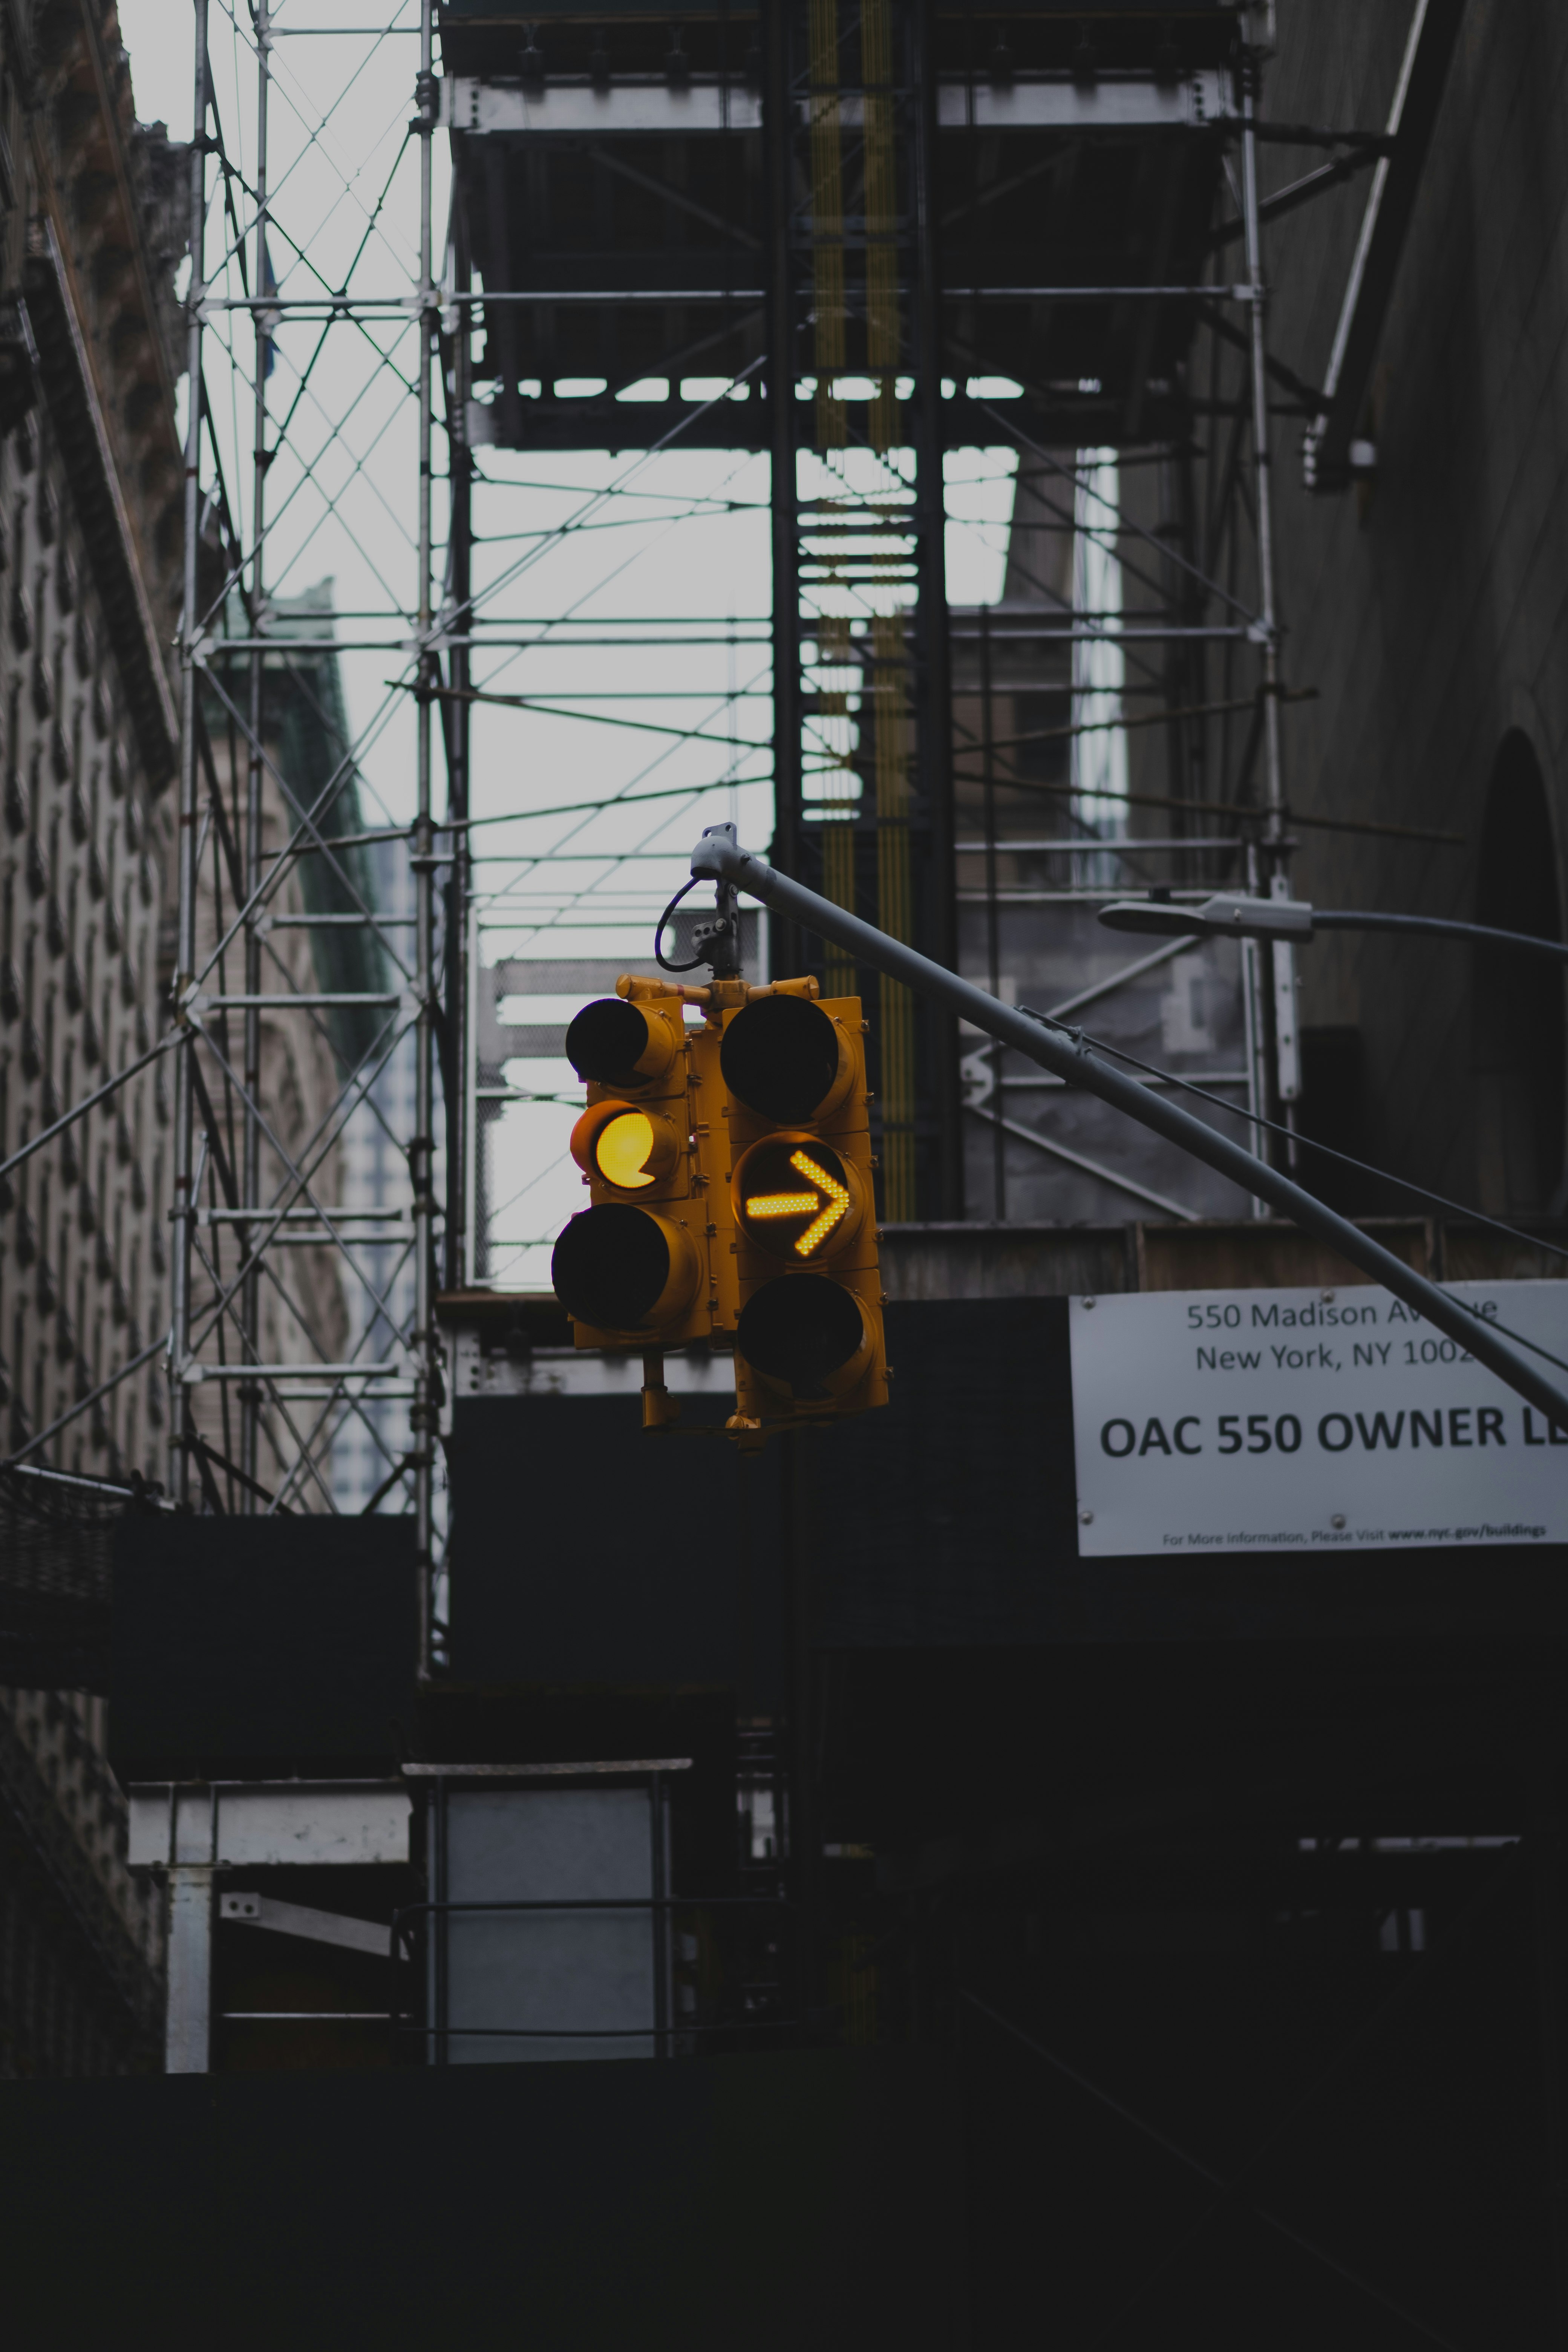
[162,0,785,1636]
[0,0,1451,1634]
[168,0,443,1636]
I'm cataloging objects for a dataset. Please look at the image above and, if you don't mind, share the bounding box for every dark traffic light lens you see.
[721,994,846,1122]
[553,1203,674,1329]
[737,1274,870,1396]
[565,998,657,1087]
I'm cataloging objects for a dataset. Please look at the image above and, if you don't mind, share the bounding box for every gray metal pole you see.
[690,828,1568,1429]
[911,0,960,1216]
[412,3,437,1672]
[164,1863,214,2073]
[1240,46,1291,1201]
[1240,64,1284,844]
[241,0,273,1502]
[444,222,473,1294]
[763,0,801,963]
[168,0,210,1504]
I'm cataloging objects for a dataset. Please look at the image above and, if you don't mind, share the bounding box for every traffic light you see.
[551,988,713,1348]
[549,975,886,1438]
[721,990,887,1426]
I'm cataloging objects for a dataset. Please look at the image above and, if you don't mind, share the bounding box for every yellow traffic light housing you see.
[548,971,886,1437]
[550,989,712,1348]
[720,991,887,1428]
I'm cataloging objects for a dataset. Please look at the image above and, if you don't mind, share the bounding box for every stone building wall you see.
[0,0,187,2075]
[0,0,182,1479]
[1257,1,1568,1218]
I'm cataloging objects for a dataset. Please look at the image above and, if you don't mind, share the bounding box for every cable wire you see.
[1030,1013,1566,1265]
[653,878,706,972]
[1020,1009,1568,1386]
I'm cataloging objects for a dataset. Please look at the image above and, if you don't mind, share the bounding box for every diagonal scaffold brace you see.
[688,821,1568,1431]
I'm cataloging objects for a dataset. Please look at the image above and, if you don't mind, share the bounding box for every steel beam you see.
[441,69,1239,138]
[1302,0,1468,492]
[164,1865,213,2075]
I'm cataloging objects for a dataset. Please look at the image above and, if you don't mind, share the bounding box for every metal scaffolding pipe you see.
[413,0,438,1670]
[168,0,210,1504]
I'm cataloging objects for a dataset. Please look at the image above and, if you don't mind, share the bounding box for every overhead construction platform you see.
[443,1,1240,456]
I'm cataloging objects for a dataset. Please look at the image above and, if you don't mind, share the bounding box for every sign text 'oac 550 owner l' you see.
[1068,1282,1568,1557]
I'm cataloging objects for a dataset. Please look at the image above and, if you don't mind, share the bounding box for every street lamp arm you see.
[689,824,1568,1432]
[1312,908,1568,961]
[1100,893,1568,963]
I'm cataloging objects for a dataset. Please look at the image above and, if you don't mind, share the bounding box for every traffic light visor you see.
[565,997,679,1089]
[737,1274,875,1398]
[721,994,853,1122]
[552,1203,701,1332]
[733,1134,866,1260]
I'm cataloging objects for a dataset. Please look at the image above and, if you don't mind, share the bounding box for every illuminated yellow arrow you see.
[746,1189,819,1220]
[744,1150,850,1259]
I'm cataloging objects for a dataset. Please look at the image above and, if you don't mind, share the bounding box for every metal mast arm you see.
[690,826,1568,1430]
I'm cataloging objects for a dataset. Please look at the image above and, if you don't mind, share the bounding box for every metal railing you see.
[389,1894,797,2054]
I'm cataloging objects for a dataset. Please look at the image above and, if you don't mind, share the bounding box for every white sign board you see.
[1069,1281,1568,1557]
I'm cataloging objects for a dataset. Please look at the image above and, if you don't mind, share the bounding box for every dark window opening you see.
[1297,1026,1381,1214]
[1472,731,1565,1215]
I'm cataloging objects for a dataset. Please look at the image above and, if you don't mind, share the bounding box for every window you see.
[1472,731,1565,1214]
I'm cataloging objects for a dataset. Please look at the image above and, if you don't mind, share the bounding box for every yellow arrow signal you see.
[744,1149,850,1259]
[746,1190,819,1220]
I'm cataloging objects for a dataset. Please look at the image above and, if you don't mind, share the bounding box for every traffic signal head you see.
[551,989,713,1346]
[549,977,888,1429]
[720,990,887,1425]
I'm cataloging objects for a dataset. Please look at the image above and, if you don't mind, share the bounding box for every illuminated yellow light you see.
[746,1192,819,1220]
[594,1110,656,1190]
[789,1151,849,1256]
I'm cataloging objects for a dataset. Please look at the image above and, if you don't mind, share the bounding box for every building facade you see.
[1263,0,1568,1224]
[0,5,395,2070]
[0,0,187,2073]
